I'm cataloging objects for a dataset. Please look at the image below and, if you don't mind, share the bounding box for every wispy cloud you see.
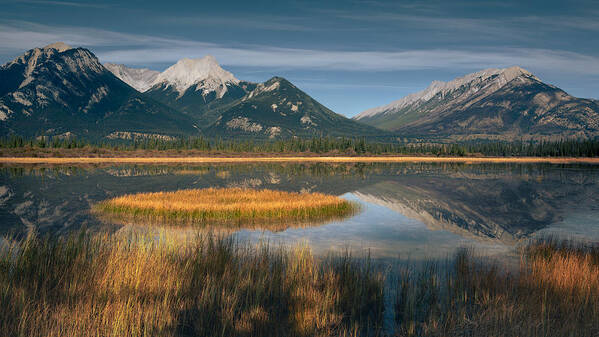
[97,45,599,76]
[290,82,420,90]
[330,9,599,36]
[1,21,599,76]
[0,21,174,53]
[13,0,110,8]
[158,15,320,32]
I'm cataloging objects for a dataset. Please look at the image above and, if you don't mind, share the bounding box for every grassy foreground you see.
[1,231,598,337]
[93,188,357,227]
[0,232,384,337]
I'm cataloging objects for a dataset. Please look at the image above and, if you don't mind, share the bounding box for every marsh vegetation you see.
[394,239,599,336]
[93,187,358,229]
[1,231,598,337]
[0,231,383,337]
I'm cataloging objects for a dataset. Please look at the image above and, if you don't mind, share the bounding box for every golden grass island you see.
[93,187,358,229]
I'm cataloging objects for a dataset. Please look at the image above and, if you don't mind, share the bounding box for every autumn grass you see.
[394,239,599,336]
[2,229,598,337]
[0,231,384,337]
[92,187,358,228]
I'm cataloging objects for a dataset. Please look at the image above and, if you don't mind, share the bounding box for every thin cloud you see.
[14,0,110,8]
[159,15,320,32]
[98,45,599,76]
[291,82,421,90]
[1,21,599,76]
[332,10,599,35]
[323,5,599,47]
[0,21,192,53]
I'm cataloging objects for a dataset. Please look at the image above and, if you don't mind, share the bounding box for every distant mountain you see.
[204,77,384,138]
[354,66,599,140]
[140,56,257,124]
[108,58,380,138]
[103,63,159,92]
[1,43,384,140]
[0,42,197,138]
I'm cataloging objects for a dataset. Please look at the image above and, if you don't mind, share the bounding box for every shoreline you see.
[1,156,599,164]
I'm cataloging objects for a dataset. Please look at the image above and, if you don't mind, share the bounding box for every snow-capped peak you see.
[153,55,239,97]
[104,63,160,92]
[355,66,535,119]
[43,42,72,52]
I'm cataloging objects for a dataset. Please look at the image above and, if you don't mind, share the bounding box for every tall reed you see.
[0,231,383,337]
[394,240,599,336]
[3,230,596,337]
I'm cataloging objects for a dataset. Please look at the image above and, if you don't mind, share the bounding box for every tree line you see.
[1,135,598,157]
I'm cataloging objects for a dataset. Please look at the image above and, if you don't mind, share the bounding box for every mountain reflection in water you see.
[1,162,598,258]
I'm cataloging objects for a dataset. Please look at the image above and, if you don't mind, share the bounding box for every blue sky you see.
[1,0,598,117]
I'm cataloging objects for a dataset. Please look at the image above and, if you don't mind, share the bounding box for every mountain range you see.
[0,42,380,140]
[1,42,598,141]
[108,54,381,139]
[0,43,195,138]
[354,66,599,140]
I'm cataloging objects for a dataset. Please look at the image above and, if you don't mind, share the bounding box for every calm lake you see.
[2,162,599,260]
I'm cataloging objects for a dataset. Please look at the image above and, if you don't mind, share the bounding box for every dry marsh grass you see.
[93,187,358,228]
[1,230,597,337]
[0,231,384,337]
[394,240,599,336]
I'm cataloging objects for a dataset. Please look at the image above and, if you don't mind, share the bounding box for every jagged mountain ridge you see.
[1,43,379,139]
[0,43,197,138]
[107,56,258,123]
[103,63,159,92]
[107,58,382,138]
[354,66,599,140]
[356,67,535,120]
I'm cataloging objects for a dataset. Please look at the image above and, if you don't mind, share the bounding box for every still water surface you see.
[1,162,598,260]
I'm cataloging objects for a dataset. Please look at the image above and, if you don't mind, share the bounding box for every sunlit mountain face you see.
[354,67,599,140]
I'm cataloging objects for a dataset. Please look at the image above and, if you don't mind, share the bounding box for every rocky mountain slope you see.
[204,77,383,138]
[108,58,381,138]
[0,43,197,138]
[1,44,377,140]
[354,67,599,140]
